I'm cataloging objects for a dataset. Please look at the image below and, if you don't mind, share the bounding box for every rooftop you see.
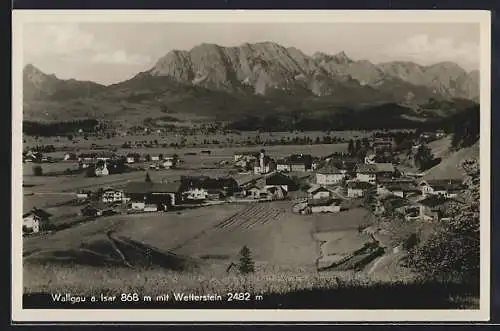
[23,208,52,219]
[307,197,343,207]
[424,179,464,191]
[347,181,375,190]
[125,181,182,194]
[266,172,293,185]
[317,162,343,174]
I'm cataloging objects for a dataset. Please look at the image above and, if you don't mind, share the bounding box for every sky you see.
[22,22,480,86]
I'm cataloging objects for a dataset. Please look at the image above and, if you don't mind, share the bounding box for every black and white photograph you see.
[12,10,491,322]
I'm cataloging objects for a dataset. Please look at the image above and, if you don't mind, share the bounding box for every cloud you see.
[24,23,96,59]
[382,34,479,69]
[91,50,151,66]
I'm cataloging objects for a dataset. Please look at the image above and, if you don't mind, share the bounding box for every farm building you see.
[316,163,345,185]
[307,185,335,200]
[265,172,294,192]
[234,151,259,162]
[131,201,146,210]
[288,154,313,172]
[102,188,126,203]
[162,158,176,169]
[355,163,396,184]
[151,155,160,161]
[182,187,209,201]
[96,153,115,161]
[76,191,89,200]
[376,180,419,198]
[126,153,141,164]
[266,186,287,200]
[307,198,343,213]
[124,181,182,209]
[22,208,52,234]
[372,137,394,152]
[207,189,224,200]
[373,163,396,179]
[347,181,375,198]
[180,175,239,198]
[417,195,465,222]
[80,203,115,217]
[144,204,158,212]
[245,185,263,199]
[355,164,377,184]
[419,179,464,198]
[63,152,77,161]
[276,159,291,172]
[94,160,109,176]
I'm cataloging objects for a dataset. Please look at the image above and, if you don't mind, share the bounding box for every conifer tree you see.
[145,172,152,182]
[238,245,255,274]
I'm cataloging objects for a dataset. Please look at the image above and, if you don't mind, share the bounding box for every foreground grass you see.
[23,262,479,309]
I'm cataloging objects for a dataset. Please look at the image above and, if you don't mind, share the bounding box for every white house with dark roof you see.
[347,181,375,198]
[307,185,336,200]
[23,208,52,234]
[102,188,126,203]
[355,164,378,184]
[316,163,345,185]
[419,179,464,198]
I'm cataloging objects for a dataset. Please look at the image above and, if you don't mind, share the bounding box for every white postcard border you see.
[11,9,492,323]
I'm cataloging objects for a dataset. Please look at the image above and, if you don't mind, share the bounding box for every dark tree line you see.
[23,119,101,137]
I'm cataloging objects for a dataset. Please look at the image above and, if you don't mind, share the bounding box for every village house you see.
[253,150,276,175]
[245,185,263,199]
[355,164,377,184]
[126,153,139,164]
[374,163,396,179]
[364,153,376,164]
[307,185,335,200]
[144,204,158,212]
[24,150,43,163]
[372,137,394,152]
[80,203,115,217]
[347,181,375,198]
[161,156,176,169]
[124,181,182,211]
[76,191,90,200]
[94,161,109,176]
[355,163,396,184]
[276,158,291,172]
[182,187,209,201]
[207,189,224,201]
[288,154,313,172]
[376,195,410,216]
[265,172,294,192]
[234,151,259,162]
[63,152,77,161]
[22,208,52,234]
[419,179,464,198]
[266,186,287,200]
[307,197,343,213]
[78,153,96,163]
[102,188,127,203]
[96,152,115,162]
[151,155,160,162]
[417,195,464,222]
[377,179,419,198]
[315,163,345,185]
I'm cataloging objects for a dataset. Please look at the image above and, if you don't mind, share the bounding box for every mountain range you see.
[22,41,480,126]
